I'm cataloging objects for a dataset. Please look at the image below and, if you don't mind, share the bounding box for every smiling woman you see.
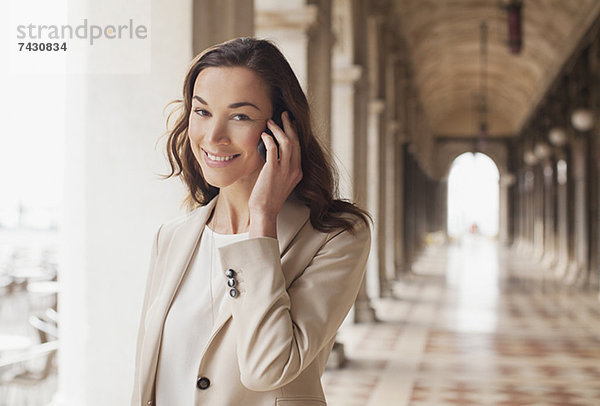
[188,67,270,191]
[131,38,371,406]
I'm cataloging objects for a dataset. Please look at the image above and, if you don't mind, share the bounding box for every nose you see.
[205,118,230,146]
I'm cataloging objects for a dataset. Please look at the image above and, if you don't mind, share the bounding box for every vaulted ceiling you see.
[393,0,600,137]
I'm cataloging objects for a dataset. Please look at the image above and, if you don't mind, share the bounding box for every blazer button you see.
[197,376,210,390]
[229,288,239,298]
[227,278,237,288]
[225,269,236,278]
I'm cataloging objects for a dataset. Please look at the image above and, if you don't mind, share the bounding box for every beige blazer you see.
[132,196,370,406]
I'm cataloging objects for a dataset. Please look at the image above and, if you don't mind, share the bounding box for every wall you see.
[54,0,190,404]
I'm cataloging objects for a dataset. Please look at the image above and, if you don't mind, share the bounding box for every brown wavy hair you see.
[163,37,370,233]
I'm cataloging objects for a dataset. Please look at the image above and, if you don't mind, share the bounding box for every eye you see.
[193,108,210,117]
[232,113,250,121]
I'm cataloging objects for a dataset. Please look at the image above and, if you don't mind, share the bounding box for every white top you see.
[156,226,248,406]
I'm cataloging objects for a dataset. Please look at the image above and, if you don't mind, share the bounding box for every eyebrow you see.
[193,95,261,111]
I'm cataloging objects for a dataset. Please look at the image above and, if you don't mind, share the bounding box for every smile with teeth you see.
[205,150,239,161]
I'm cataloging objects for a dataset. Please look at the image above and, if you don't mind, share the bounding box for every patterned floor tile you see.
[323,236,600,406]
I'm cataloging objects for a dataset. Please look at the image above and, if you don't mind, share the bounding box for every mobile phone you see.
[258,108,285,161]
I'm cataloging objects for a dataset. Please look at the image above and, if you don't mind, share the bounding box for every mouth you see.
[202,149,240,166]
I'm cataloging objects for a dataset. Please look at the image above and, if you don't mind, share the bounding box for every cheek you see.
[241,131,263,158]
[188,115,200,141]
[187,119,204,162]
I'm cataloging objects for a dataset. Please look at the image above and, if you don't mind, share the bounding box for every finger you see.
[281,111,299,147]
[266,115,286,143]
[261,132,279,163]
[280,111,301,171]
[267,116,291,165]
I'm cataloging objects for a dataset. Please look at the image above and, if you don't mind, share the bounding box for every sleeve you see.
[217,220,371,391]
[131,224,162,405]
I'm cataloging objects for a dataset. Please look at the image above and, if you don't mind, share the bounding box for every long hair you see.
[164,37,370,233]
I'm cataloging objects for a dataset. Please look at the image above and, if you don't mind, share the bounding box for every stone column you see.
[523,168,535,253]
[331,65,362,198]
[394,141,406,278]
[53,1,191,405]
[193,0,254,53]
[511,170,520,248]
[364,13,391,299]
[382,28,411,283]
[394,62,409,278]
[331,0,375,325]
[381,121,401,297]
[554,151,569,278]
[306,0,333,146]
[499,173,515,245]
[518,172,525,248]
[403,145,416,270]
[404,148,412,267]
[529,168,537,253]
[567,136,589,285]
[366,97,385,298]
[513,169,523,250]
[349,0,375,323]
[541,160,557,267]
[515,169,526,251]
[255,0,318,92]
[533,164,545,260]
[331,0,357,198]
[382,76,395,291]
[523,168,534,252]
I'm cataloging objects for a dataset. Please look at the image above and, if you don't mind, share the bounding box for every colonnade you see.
[512,20,600,290]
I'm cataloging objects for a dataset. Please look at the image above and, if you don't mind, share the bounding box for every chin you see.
[206,169,263,192]
[202,173,236,189]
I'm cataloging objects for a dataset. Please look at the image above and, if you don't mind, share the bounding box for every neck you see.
[211,188,251,234]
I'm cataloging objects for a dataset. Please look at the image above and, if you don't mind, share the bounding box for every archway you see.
[447,152,499,239]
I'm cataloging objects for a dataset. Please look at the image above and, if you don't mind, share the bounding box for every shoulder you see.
[292,209,370,263]
[316,208,371,248]
[284,196,370,245]
[323,215,371,252]
[153,203,213,250]
[161,206,203,230]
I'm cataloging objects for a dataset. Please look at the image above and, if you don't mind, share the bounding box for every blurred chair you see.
[0,276,13,296]
[26,281,59,312]
[44,308,58,325]
[0,313,58,406]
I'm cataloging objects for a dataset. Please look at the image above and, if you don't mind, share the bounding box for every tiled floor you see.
[323,235,600,406]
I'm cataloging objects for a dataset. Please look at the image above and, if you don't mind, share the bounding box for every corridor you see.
[323,236,600,406]
[3,1,600,403]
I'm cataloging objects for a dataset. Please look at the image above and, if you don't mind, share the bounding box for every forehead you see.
[193,66,271,103]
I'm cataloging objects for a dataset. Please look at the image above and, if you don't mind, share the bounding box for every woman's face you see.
[188,66,273,190]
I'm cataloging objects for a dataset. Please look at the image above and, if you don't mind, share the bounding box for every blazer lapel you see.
[141,197,217,392]
[155,198,217,318]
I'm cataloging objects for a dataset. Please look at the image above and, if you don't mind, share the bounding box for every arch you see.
[435,140,508,179]
[447,152,499,238]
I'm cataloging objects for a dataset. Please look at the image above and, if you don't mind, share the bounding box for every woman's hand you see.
[248,111,302,238]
